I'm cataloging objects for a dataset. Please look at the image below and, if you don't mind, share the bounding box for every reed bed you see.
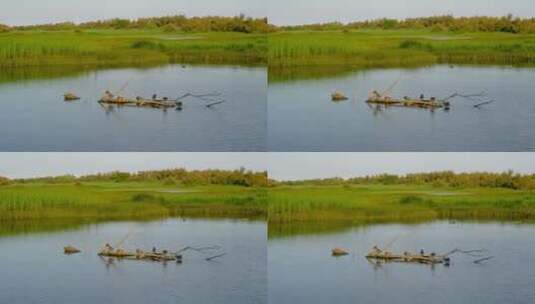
[268,184,535,223]
[0,30,266,68]
[268,30,535,70]
[0,183,265,221]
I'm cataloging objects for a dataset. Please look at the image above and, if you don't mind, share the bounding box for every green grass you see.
[268,29,535,80]
[0,29,266,68]
[0,181,266,222]
[268,184,535,224]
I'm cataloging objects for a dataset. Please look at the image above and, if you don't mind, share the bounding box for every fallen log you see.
[366,246,447,265]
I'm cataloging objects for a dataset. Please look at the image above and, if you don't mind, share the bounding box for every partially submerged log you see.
[366,246,449,265]
[64,245,81,254]
[98,93,181,110]
[367,94,450,110]
[98,247,181,263]
[97,90,227,110]
[332,247,349,256]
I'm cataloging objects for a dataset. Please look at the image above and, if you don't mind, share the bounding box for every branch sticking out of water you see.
[473,100,495,108]
[444,248,488,257]
[176,245,222,254]
[474,256,495,264]
[205,253,227,261]
[443,91,495,108]
[206,100,226,108]
[176,92,223,102]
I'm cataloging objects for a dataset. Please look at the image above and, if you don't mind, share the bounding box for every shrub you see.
[132,193,156,202]
[162,24,178,33]
[398,40,433,51]
[399,195,424,204]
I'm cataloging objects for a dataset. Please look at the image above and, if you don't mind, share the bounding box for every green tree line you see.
[2,15,272,33]
[1,168,268,187]
[5,15,535,34]
[277,171,535,190]
[279,15,535,34]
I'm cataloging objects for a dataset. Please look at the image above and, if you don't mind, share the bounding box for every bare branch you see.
[206,253,227,261]
[474,256,494,264]
[474,100,495,108]
[206,100,226,108]
[176,245,222,254]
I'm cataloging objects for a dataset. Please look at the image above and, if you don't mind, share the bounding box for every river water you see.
[269,221,535,304]
[0,218,266,304]
[268,65,535,151]
[0,65,266,151]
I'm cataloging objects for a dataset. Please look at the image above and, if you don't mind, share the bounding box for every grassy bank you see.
[268,29,535,79]
[0,29,266,68]
[268,184,535,224]
[0,182,266,222]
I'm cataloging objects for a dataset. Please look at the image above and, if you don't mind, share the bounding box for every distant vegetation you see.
[279,15,535,34]
[0,30,266,68]
[268,29,535,79]
[0,15,269,68]
[269,171,535,225]
[0,168,267,222]
[0,24,9,33]
[4,167,268,187]
[0,183,266,222]
[269,184,535,224]
[269,15,535,78]
[6,15,272,33]
[277,171,535,190]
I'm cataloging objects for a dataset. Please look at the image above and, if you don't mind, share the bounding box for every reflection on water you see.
[0,64,267,151]
[269,221,535,304]
[268,65,535,151]
[0,218,266,304]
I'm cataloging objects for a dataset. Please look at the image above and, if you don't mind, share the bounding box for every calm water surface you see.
[0,218,266,304]
[0,65,266,151]
[268,65,535,151]
[269,221,535,304]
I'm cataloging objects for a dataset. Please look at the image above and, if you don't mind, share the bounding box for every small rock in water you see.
[331,91,348,101]
[64,245,81,255]
[332,247,349,256]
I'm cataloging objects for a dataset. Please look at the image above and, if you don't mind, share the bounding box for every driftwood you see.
[176,245,222,254]
[99,97,179,109]
[176,92,227,108]
[206,100,226,108]
[206,253,227,261]
[176,245,225,262]
[367,89,495,111]
[444,248,497,264]
[176,92,222,102]
[443,91,488,102]
[444,91,495,108]
[367,96,450,109]
[97,90,225,110]
[98,248,181,263]
[474,100,495,108]
[444,248,488,257]
[474,256,494,264]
